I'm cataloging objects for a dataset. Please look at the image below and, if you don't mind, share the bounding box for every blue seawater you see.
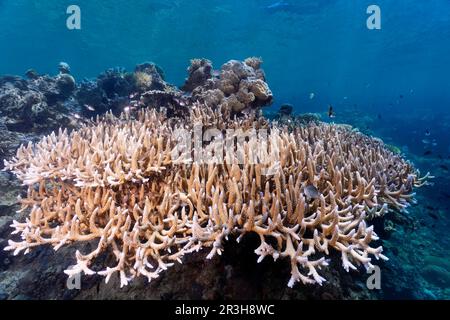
[0,0,449,299]
[1,1,449,155]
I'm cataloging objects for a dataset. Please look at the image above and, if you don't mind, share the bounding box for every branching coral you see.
[3,102,429,288]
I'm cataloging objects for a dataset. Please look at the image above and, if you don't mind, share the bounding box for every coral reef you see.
[181,59,213,92]
[0,58,271,134]
[76,67,135,117]
[266,106,322,129]
[3,98,427,288]
[379,196,449,299]
[0,58,437,299]
[184,57,273,114]
[77,63,183,118]
[0,122,27,161]
[0,73,77,133]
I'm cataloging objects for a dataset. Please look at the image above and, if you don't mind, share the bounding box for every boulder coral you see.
[184,57,273,114]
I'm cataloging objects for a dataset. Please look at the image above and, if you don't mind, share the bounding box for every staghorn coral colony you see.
[2,58,430,288]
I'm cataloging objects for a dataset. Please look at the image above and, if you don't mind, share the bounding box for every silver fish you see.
[84,104,95,111]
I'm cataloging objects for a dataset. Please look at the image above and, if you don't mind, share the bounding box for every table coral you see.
[3,101,429,288]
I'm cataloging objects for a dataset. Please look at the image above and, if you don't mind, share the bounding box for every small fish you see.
[84,104,95,112]
[377,114,382,120]
[265,1,290,10]
[428,213,439,220]
[422,139,431,144]
[425,129,431,136]
[241,107,253,115]
[423,150,432,156]
[439,164,449,171]
[212,6,232,14]
[399,94,404,99]
[309,92,315,100]
[328,105,335,118]
[304,184,320,200]
[343,96,348,100]
[173,97,187,107]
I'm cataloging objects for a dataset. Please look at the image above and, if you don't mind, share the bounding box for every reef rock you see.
[0,72,77,133]
[77,67,134,117]
[182,59,213,92]
[58,62,71,75]
[78,63,182,117]
[55,73,76,99]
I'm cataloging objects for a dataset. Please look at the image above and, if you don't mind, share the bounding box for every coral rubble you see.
[3,98,428,288]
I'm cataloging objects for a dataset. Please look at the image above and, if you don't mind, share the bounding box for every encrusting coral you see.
[3,97,430,288]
